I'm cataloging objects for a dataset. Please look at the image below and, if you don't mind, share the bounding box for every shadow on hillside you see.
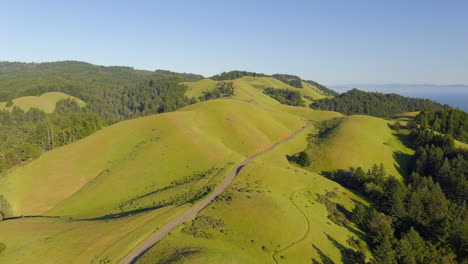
[393,151,413,180]
[325,233,359,264]
[312,244,335,264]
[394,132,414,150]
[79,204,170,221]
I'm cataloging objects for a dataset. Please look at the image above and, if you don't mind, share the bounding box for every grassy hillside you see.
[0,92,86,113]
[184,76,330,105]
[305,115,414,178]
[184,79,220,98]
[0,94,358,263]
[0,69,417,264]
[136,120,368,264]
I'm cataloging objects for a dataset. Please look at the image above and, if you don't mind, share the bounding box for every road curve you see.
[119,121,312,264]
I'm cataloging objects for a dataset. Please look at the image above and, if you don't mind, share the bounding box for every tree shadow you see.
[324,233,358,264]
[343,225,366,241]
[393,151,413,180]
[312,244,335,264]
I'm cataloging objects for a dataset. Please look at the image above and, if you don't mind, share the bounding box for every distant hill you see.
[0,92,85,113]
[210,70,337,97]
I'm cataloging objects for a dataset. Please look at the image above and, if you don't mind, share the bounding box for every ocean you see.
[401,93,468,112]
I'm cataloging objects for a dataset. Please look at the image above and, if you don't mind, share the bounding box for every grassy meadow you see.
[0,92,86,113]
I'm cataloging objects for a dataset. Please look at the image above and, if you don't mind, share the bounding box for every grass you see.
[305,115,415,178]
[0,92,86,113]
[183,79,220,98]
[135,122,369,264]
[0,77,413,263]
[184,76,330,105]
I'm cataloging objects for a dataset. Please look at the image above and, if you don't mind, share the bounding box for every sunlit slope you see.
[0,92,86,113]
[136,123,369,264]
[183,76,329,104]
[308,115,414,178]
[0,99,310,218]
[183,79,219,98]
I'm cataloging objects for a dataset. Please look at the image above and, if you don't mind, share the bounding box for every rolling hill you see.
[0,92,86,113]
[0,73,376,264]
[1,62,462,264]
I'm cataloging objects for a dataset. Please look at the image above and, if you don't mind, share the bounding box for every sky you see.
[1,0,467,86]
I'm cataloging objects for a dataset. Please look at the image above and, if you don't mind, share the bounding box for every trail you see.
[118,121,312,264]
[272,189,311,264]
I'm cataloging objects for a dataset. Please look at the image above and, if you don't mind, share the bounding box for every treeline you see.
[324,127,468,263]
[118,77,195,118]
[414,108,468,143]
[0,61,202,123]
[304,80,339,96]
[310,89,442,117]
[271,74,303,88]
[263,88,305,106]
[210,70,268,81]
[154,69,204,82]
[199,82,234,101]
[0,99,102,173]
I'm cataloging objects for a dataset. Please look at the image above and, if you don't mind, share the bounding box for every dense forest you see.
[0,61,202,123]
[0,99,102,174]
[263,87,305,106]
[414,108,468,143]
[310,89,443,117]
[322,125,467,263]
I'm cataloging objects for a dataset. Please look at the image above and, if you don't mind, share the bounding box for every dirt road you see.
[118,121,312,264]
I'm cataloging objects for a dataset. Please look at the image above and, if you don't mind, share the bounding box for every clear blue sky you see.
[1,0,467,85]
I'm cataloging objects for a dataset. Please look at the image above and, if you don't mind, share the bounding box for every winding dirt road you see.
[118,121,312,264]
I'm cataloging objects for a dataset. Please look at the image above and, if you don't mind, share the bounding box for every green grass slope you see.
[0,92,86,113]
[136,122,369,264]
[307,115,414,178]
[184,79,220,98]
[0,78,412,264]
[184,76,330,104]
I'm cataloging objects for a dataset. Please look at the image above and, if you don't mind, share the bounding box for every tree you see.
[296,151,311,167]
[5,100,13,107]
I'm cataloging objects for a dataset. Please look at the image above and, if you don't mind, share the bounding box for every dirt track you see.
[118,121,312,264]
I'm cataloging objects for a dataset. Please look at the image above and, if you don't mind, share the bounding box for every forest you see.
[323,125,467,263]
[0,61,201,123]
[0,99,102,174]
[414,108,468,143]
[310,89,443,117]
[263,87,305,106]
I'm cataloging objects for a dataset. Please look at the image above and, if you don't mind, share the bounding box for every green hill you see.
[2,62,455,264]
[0,75,374,264]
[0,92,86,113]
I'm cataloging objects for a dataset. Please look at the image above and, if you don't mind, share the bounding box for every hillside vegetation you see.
[0,61,201,122]
[2,61,461,263]
[414,108,468,143]
[311,88,442,117]
[0,92,85,113]
[0,93,360,263]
